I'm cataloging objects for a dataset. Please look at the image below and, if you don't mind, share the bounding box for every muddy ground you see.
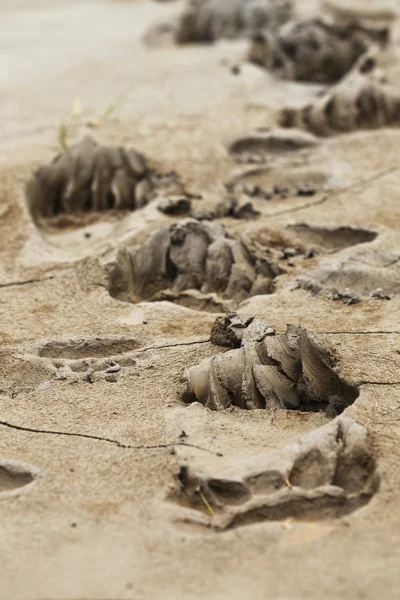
[0,0,400,599]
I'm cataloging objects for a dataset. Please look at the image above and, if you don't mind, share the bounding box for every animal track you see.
[144,0,293,46]
[296,249,400,303]
[27,335,144,359]
[175,0,293,44]
[228,129,319,156]
[0,459,39,497]
[286,224,377,252]
[184,320,359,415]
[109,218,284,309]
[26,136,183,219]
[248,18,389,83]
[0,336,146,394]
[109,219,379,311]
[168,417,379,529]
[279,55,400,135]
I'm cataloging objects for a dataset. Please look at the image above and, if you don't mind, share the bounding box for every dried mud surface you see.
[1,1,400,599]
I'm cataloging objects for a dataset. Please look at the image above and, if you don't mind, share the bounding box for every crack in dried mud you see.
[358,381,400,386]
[263,164,399,220]
[247,330,400,336]
[0,419,222,456]
[0,276,55,289]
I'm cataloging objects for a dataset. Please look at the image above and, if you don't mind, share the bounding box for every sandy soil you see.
[0,0,400,599]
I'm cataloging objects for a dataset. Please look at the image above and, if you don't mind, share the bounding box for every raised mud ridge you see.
[169,417,379,529]
[184,318,359,415]
[26,136,182,218]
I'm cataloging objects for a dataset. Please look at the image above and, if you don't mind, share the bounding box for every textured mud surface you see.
[109,218,282,306]
[1,0,400,599]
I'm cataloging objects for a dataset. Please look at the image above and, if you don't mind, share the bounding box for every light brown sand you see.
[0,1,400,599]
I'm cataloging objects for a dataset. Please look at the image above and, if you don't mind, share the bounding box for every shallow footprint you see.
[286,223,377,252]
[296,249,400,303]
[168,417,379,529]
[228,128,319,156]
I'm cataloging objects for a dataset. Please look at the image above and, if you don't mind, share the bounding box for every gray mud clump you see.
[175,0,293,44]
[248,18,389,83]
[210,313,275,348]
[170,417,379,529]
[185,321,359,414]
[25,136,179,218]
[109,218,283,305]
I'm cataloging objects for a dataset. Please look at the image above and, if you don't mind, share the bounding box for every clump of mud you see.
[248,18,389,83]
[184,320,359,415]
[169,417,379,529]
[109,218,284,306]
[25,136,182,219]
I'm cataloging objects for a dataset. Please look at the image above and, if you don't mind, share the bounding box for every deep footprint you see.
[279,54,400,135]
[168,417,379,529]
[248,18,389,83]
[151,0,293,46]
[26,136,184,219]
[109,218,283,308]
[109,220,378,310]
[286,223,377,252]
[184,319,359,415]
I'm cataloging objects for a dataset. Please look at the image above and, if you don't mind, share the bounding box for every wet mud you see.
[185,319,359,414]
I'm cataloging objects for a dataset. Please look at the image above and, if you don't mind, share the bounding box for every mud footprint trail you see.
[0,1,400,599]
